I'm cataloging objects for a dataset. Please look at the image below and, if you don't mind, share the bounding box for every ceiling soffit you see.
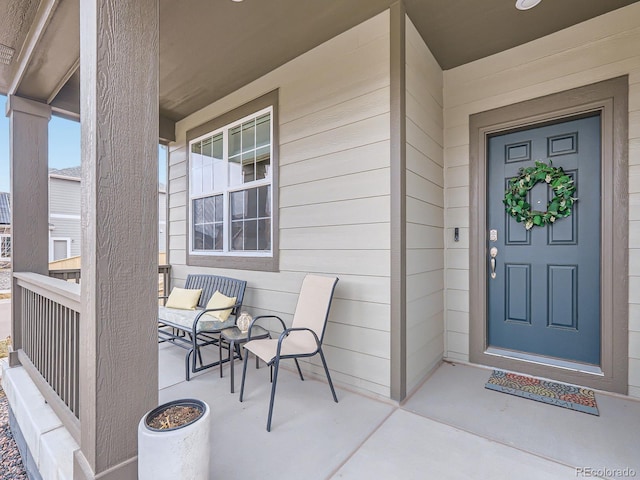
[404,0,638,69]
[159,0,393,120]
[3,0,639,122]
[0,0,39,94]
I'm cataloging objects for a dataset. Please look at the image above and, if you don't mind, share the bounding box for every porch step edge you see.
[2,360,79,480]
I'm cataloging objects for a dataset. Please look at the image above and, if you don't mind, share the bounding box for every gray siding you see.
[170,12,392,397]
[49,177,81,216]
[50,218,81,258]
[49,177,81,259]
[404,17,444,392]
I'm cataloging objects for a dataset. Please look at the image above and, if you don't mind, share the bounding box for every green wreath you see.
[503,160,576,230]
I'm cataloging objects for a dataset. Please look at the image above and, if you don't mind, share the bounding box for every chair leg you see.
[239,347,250,402]
[196,346,204,366]
[294,358,304,381]
[185,349,193,381]
[319,348,338,403]
[219,337,223,378]
[267,359,280,432]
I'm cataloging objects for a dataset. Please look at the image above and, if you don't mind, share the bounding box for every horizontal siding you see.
[49,178,81,259]
[281,196,390,229]
[280,224,390,251]
[280,167,390,208]
[49,218,80,258]
[443,3,640,397]
[280,140,389,186]
[49,177,81,216]
[404,16,444,393]
[170,11,392,398]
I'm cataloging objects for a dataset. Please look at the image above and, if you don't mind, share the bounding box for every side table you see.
[219,325,270,393]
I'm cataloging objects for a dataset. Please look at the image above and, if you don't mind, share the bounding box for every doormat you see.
[485,370,599,416]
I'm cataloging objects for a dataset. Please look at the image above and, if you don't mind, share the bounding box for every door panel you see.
[487,115,601,365]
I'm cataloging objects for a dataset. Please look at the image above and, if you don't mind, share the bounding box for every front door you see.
[487,114,601,365]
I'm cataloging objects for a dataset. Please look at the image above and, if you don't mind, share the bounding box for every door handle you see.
[490,247,498,279]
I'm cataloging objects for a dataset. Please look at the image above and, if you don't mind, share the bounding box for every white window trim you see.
[188,106,273,258]
[50,213,81,220]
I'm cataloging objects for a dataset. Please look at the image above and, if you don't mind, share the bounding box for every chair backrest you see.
[183,274,247,316]
[291,275,339,342]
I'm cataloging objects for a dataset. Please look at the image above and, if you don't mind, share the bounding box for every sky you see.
[0,94,167,193]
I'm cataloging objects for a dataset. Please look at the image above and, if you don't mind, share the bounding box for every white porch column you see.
[76,0,159,478]
[5,95,51,366]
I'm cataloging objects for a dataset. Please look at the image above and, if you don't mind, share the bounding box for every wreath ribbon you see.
[503,160,576,230]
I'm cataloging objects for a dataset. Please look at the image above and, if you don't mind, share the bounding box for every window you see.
[186,90,279,271]
[0,235,10,260]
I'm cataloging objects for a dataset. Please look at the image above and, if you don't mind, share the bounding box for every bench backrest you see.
[183,274,247,316]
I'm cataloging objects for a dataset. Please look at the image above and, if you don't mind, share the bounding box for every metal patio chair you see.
[239,274,339,431]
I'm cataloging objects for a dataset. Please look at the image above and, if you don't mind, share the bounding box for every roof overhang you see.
[1,0,637,125]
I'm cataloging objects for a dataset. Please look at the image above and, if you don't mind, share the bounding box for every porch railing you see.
[49,264,172,296]
[13,265,171,443]
[13,272,81,441]
[47,268,81,283]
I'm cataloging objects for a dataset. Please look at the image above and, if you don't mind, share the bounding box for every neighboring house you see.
[0,192,10,261]
[48,166,167,261]
[48,167,81,261]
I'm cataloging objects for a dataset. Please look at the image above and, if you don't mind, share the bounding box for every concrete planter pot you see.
[138,398,210,480]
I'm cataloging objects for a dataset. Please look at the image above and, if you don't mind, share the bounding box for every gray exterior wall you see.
[170,12,393,398]
[404,17,444,393]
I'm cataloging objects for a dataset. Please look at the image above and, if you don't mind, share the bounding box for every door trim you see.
[49,236,71,262]
[469,76,628,394]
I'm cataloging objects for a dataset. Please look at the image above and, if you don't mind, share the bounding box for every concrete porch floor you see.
[159,343,640,480]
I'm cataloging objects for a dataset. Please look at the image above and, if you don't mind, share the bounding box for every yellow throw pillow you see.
[205,291,237,321]
[165,287,202,310]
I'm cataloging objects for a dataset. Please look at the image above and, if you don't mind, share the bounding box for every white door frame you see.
[49,237,71,261]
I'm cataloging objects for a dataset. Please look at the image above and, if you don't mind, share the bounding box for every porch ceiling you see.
[1,0,637,122]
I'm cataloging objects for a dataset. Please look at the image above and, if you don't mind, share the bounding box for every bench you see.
[158,274,247,380]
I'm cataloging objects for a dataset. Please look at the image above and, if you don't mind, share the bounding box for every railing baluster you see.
[62,307,67,408]
[15,267,169,429]
[74,311,79,415]
[55,302,60,396]
[14,273,81,426]
[46,297,50,386]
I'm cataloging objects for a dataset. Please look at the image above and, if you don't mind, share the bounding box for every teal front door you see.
[487,114,601,365]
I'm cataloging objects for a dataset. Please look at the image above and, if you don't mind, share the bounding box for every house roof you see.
[1,0,637,123]
[49,166,82,179]
[0,192,10,225]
